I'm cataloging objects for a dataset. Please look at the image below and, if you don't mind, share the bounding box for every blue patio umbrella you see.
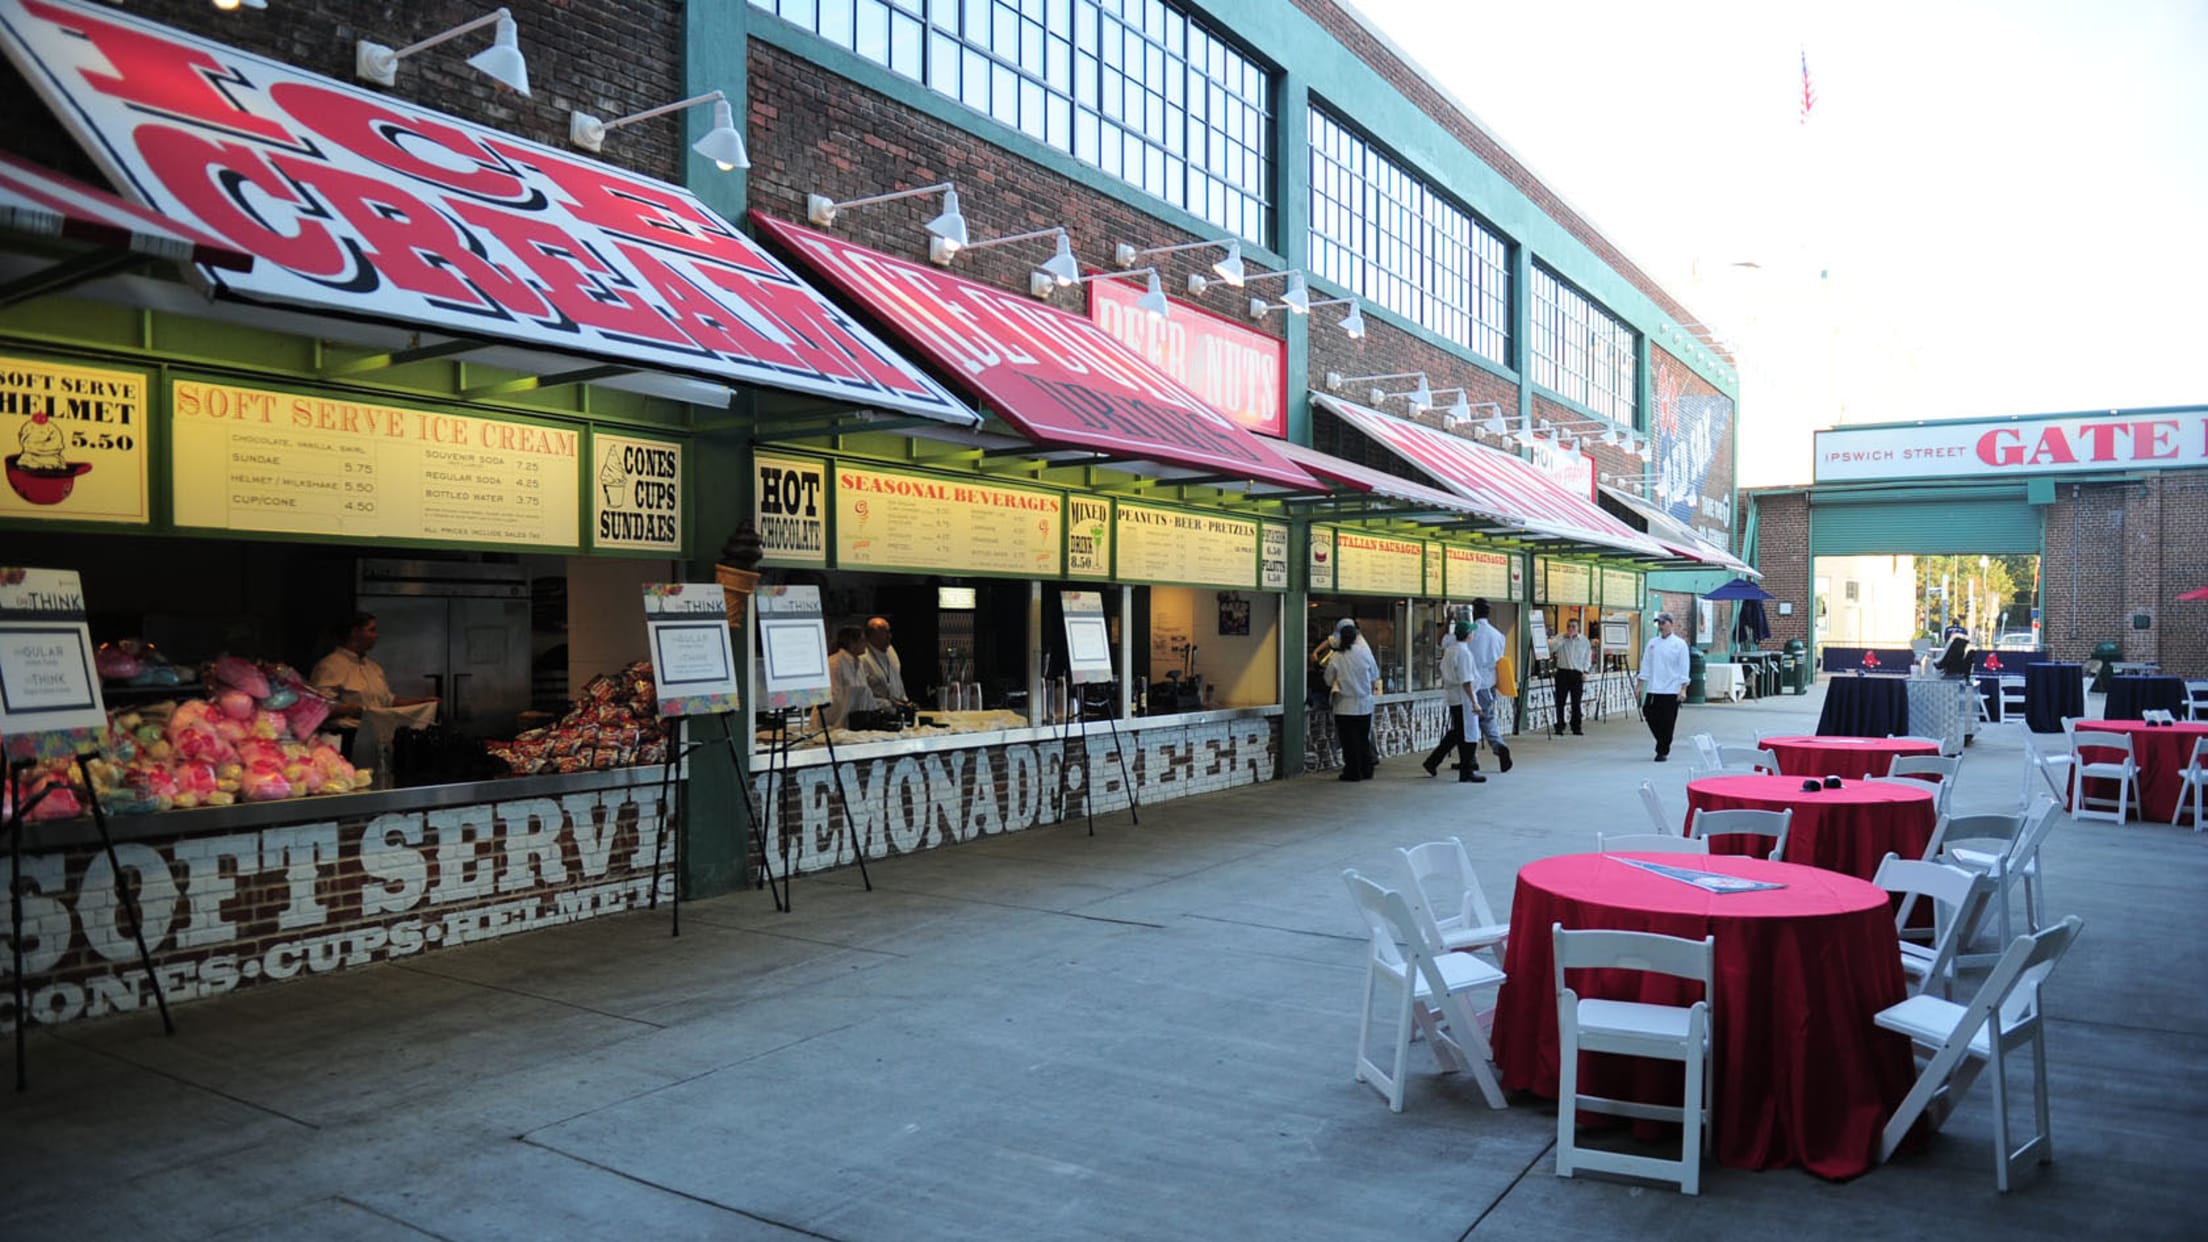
[1735,597,1771,645]
[1701,577,1775,603]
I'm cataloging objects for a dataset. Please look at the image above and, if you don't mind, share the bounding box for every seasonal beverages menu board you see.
[170,380,581,548]
[1602,567,1641,609]
[1332,529,1425,595]
[834,465,1062,576]
[1446,546,1512,599]
[1115,503,1258,589]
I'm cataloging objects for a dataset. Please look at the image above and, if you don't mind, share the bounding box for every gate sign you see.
[0,0,973,426]
[1814,410,2208,482]
[754,216,1316,490]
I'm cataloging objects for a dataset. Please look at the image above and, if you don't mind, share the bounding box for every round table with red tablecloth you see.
[2071,720,2208,824]
[1686,774,1939,880]
[1491,853,1915,1179]
[1761,735,1940,780]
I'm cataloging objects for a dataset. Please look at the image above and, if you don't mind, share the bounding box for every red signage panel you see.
[0,0,971,424]
[1087,278,1286,438]
[754,215,1316,490]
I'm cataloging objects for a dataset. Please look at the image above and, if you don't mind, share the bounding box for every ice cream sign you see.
[592,433,684,554]
[0,355,146,525]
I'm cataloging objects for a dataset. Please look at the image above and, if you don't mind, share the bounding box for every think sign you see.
[1814,411,2208,482]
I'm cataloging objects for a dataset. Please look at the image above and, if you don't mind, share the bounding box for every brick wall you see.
[6,776,673,1032]
[753,716,1282,875]
[1748,490,1812,648]
[746,41,1293,341]
[1,2,685,186]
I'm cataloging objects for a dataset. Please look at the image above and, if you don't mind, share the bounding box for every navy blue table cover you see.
[1817,674,1910,738]
[2104,675,2187,722]
[2024,662,2084,734]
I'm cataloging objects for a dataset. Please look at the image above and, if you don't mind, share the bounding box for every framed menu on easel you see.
[0,567,107,760]
[641,584,740,719]
[1061,590,1115,685]
[756,584,833,710]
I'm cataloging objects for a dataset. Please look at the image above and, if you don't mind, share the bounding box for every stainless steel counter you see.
[760,704,1285,769]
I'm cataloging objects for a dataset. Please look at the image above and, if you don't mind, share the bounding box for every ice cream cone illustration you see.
[7,410,92,505]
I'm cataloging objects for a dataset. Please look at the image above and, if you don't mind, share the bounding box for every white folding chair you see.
[1715,744,1779,774]
[1553,923,1716,1196]
[1872,852,1995,999]
[2141,709,2177,726]
[1897,732,1960,759]
[1637,781,1673,836]
[1866,773,1954,818]
[2176,736,2208,830]
[2020,730,2074,804]
[2185,680,2208,722]
[1396,837,1510,959]
[1686,764,1763,782]
[1340,870,1509,1112]
[1999,676,2027,721]
[1599,832,1709,855]
[1691,732,1723,770]
[2067,729,2140,824]
[1940,798,2059,967]
[1687,806,1791,861]
[1875,916,2085,1192]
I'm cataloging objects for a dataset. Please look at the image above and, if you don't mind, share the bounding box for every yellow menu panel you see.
[1446,547,1511,599]
[1,356,148,525]
[1067,495,1112,578]
[1601,568,1641,609]
[171,381,580,548]
[1542,558,1593,604]
[1115,503,1257,589]
[835,466,1062,576]
[1333,530,1426,595]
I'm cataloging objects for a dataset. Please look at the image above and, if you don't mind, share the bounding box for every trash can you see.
[1686,647,1708,705]
[2089,640,2122,693]
[1783,638,1811,694]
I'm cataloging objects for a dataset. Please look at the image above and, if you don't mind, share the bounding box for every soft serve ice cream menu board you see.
[170,380,580,549]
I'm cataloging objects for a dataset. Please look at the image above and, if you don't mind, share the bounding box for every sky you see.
[1348,0,2208,487]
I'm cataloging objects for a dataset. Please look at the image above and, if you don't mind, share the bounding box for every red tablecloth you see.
[2073,720,2208,823]
[1761,735,1939,780]
[1493,854,1914,1179]
[1686,774,1939,880]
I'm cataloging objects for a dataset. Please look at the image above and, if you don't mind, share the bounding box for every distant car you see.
[1995,632,2037,650]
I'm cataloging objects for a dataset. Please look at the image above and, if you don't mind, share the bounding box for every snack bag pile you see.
[486,660,668,775]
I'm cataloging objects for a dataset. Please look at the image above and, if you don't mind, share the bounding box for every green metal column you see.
[1281,515,1310,774]
[1276,73,1313,448]
[685,0,750,228]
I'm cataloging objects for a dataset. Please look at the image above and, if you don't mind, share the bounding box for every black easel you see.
[754,706,875,912]
[8,750,174,1091]
[1056,682,1140,836]
[649,712,780,929]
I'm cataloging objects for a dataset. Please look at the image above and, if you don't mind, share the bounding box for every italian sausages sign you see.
[753,215,1317,490]
[0,0,973,425]
[1814,411,2208,482]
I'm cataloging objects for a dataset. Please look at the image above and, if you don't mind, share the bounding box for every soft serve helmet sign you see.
[0,0,972,424]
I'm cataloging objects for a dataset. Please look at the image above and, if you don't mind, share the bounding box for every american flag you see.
[1799,49,1817,124]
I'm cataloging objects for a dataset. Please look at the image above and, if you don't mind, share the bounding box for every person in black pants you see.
[1638,611,1691,761]
[1551,617,1592,736]
[1422,621,1464,776]
[1323,623,1378,781]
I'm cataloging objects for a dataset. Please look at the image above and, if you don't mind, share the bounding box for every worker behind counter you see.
[310,611,439,773]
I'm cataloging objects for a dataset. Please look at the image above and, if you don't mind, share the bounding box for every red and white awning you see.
[1270,439,1483,517]
[757,214,1320,492]
[0,0,974,424]
[1598,484,1758,577]
[1313,393,1674,560]
[0,152,250,270]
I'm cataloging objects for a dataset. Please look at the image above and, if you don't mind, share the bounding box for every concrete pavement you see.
[7,686,2206,1240]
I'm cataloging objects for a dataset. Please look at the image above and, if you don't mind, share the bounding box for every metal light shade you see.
[1407,375,1433,409]
[1212,242,1245,287]
[1482,411,1509,437]
[1039,233,1082,286]
[1137,270,1169,318]
[1444,394,1471,425]
[1339,300,1366,339]
[692,98,749,170]
[925,188,968,253]
[464,14,530,95]
[1279,271,1311,313]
